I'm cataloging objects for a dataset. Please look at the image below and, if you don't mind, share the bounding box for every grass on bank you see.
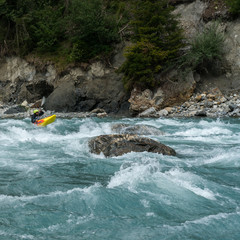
[179,22,225,75]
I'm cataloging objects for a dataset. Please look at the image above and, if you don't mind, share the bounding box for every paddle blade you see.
[41,96,46,107]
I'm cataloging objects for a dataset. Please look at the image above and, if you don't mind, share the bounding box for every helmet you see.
[33,109,39,114]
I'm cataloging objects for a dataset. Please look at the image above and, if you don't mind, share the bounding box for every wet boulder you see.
[88,134,176,157]
[4,105,26,114]
[44,81,77,112]
[195,110,207,117]
[111,124,164,135]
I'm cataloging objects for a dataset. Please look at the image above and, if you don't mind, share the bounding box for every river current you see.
[0,117,240,240]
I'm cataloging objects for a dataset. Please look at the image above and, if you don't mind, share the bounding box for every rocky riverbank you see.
[0,102,108,119]
[1,86,240,120]
[138,87,240,118]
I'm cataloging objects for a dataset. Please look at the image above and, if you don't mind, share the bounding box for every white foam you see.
[141,118,185,129]
[42,213,95,233]
[76,119,112,137]
[162,208,240,233]
[76,213,95,225]
[202,149,240,168]
[165,169,216,200]
[183,209,240,226]
[0,118,110,148]
[232,186,240,192]
[146,212,155,217]
[140,199,150,208]
[0,232,35,240]
[44,223,61,232]
[107,158,161,191]
[63,139,87,157]
[107,154,217,200]
[174,126,231,137]
[0,183,101,204]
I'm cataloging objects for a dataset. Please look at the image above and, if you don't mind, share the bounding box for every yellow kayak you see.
[35,115,56,127]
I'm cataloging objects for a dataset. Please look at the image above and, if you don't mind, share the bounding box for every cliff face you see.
[173,0,240,93]
[0,0,240,116]
[0,46,130,115]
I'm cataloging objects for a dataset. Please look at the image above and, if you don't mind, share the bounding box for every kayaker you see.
[31,109,44,124]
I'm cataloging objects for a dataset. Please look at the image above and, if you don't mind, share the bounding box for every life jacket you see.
[31,111,44,123]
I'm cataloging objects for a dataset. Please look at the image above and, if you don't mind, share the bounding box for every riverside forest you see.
[0,0,239,92]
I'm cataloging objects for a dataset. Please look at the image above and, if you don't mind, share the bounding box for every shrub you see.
[182,22,225,73]
[226,0,240,15]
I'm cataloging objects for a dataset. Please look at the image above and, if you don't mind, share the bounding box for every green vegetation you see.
[120,40,169,89]
[180,23,225,74]
[0,0,184,90]
[0,0,227,91]
[67,0,120,62]
[226,0,240,15]
[0,0,64,55]
[0,0,127,63]
[119,0,184,90]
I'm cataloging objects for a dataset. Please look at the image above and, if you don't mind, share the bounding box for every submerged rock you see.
[111,124,164,135]
[88,134,176,157]
[195,110,207,117]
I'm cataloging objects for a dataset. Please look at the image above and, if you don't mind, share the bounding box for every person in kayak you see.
[31,109,44,124]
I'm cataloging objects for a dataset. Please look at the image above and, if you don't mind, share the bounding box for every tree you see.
[67,0,120,61]
[120,0,183,90]
[0,0,65,55]
[29,5,64,53]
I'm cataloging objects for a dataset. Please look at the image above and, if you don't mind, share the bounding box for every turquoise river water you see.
[0,117,240,240]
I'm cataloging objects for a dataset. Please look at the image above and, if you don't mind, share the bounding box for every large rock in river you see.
[111,124,164,135]
[88,134,176,157]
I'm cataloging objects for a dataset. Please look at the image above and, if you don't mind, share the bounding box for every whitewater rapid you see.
[0,117,239,239]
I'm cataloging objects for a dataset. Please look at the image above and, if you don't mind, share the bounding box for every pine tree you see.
[120,0,183,90]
